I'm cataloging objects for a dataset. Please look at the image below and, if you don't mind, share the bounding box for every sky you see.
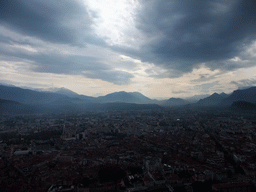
[0,0,256,99]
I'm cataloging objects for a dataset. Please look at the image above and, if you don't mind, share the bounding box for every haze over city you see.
[1,0,256,98]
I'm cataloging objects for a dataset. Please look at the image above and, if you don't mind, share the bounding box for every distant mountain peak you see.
[196,92,227,106]
[212,92,219,96]
[221,86,256,106]
[163,97,188,106]
[53,87,79,98]
[97,91,153,104]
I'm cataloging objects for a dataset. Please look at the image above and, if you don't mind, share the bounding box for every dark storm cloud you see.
[0,0,100,45]
[1,0,256,86]
[231,78,256,89]
[30,55,107,74]
[190,71,226,83]
[134,0,256,73]
[83,70,134,85]
[31,54,135,85]
[32,54,135,85]
[0,0,133,85]
[0,47,134,85]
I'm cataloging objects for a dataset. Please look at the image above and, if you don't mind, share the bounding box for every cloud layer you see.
[0,0,95,44]
[0,0,256,97]
[134,0,256,72]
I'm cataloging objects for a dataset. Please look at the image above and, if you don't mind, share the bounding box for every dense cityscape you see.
[1,107,256,191]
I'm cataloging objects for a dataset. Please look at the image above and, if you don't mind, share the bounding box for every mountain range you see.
[162,98,189,106]
[220,87,256,106]
[1,84,256,114]
[196,92,229,106]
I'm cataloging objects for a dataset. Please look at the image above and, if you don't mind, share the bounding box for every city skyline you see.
[1,0,256,98]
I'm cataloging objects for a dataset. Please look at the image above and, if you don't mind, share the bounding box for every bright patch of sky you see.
[85,0,143,48]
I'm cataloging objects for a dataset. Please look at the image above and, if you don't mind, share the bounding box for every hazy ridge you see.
[1,84,256,114]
